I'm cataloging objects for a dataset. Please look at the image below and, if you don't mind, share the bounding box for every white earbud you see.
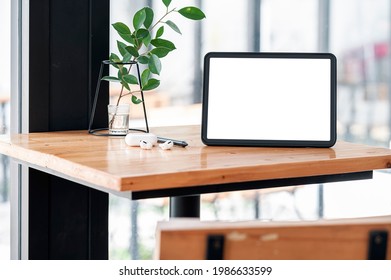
[139,140,153,150]
[159,140,174,150]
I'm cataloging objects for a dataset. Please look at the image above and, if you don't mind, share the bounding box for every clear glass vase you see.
[108,104,130,135]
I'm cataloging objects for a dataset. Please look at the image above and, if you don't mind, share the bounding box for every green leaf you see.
[117,41,128,57]
[142,78,160,91]
[109,53,121,69]
[112,22,131,34]
[165,20,182,34]
[151,38,176,51]
[118,67,128,79]
[101,76,120,82]
[143,7,154,28]
[150,47,172,58]
[113,22,135,45]
[177,7,206,20]
[123,74,139,85]
[162,0,172,8]
[141,69,151,87]
[122,52,133,63]
[156,26,164,38]
[118,33,135,44]
[121,81,131,91]
[142,32,152,47]
[148,54,162,75]
[137,55,149,64]
[133,8,146,30]
[131,95,143,104]
[125,46,139,58]
[110,53,121,62]
[136,28,149,39]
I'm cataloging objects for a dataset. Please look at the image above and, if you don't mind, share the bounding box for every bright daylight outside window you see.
[108,0,391,260]
[1,0,390,260]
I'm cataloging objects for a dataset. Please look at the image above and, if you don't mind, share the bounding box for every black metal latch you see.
[368,230,388,260]
[206,235,225,260]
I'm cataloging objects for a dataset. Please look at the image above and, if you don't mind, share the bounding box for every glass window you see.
[331,0,390,146]
[108,0,391,260]
[0,0,11,260]
[261,0,317,52]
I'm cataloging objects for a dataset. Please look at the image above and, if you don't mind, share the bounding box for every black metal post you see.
[28,0,110,259]
[169,195,200,218]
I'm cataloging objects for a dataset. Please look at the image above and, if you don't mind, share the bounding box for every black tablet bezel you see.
[201,52,337,148]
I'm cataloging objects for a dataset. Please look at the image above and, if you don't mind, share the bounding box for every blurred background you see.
[2,0,391,259]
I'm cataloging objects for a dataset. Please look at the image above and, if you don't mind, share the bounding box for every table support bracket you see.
[133,171,373,200]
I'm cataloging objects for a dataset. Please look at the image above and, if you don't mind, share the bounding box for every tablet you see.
[201,52,337,147]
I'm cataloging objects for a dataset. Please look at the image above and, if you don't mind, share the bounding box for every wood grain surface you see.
[156,216,391,260]
[0,125,391,192]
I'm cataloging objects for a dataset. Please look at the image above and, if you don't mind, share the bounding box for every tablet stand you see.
[88,60,150,136]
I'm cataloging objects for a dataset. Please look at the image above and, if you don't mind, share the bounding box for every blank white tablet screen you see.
[206,57,331,141]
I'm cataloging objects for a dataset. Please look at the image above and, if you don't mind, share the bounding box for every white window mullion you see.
[10,0,29,260]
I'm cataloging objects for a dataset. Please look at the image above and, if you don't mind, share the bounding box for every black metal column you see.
[169,195,200,218]
[28,0,109,259]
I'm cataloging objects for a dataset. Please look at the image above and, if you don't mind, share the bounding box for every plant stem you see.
[116,85,125,106]
[110,63,131,131]
[150,8,176,31]
[121,90,143,98]
[115,63,133,106]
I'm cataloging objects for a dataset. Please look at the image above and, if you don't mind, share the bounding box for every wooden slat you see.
[156,216,391,260]
[0,125,391,192]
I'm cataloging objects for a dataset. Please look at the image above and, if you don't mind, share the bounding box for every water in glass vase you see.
[108,104,130,135]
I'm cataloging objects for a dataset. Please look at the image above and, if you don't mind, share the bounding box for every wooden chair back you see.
[155,216,391,260]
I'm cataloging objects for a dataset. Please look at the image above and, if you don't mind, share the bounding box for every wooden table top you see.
[0,125,391,194]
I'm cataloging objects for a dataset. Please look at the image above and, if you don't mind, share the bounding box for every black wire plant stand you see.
[88,60,150,136]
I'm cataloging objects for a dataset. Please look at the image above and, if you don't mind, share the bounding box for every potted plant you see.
[102,0,205,135]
